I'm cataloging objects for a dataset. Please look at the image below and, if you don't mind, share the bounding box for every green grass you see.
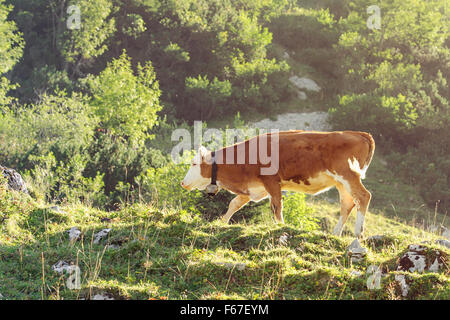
[0,186,448,300]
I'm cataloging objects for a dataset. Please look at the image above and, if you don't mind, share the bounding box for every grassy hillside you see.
[1,162,448,300]
[0,0,448,301]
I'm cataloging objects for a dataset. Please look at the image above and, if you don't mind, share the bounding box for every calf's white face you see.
[181,146,211,191]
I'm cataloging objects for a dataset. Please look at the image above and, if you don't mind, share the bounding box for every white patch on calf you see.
[355,211,365,236]
[248,185,268,202]
[181,148,211,190]
[333,216,344,236]
[348,157,368,179]
[325,170,352,194]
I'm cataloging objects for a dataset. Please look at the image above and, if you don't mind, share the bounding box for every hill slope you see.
[0,185,448,300]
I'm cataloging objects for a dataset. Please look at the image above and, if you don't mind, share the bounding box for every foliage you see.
[0,91,96,170]
[87,52,162,145]
[58,0,116,70]
[282,192,318,231]
[0,0,23,75]
[0,0,23,105]
[0,0,448,213]
[326,0,450,210]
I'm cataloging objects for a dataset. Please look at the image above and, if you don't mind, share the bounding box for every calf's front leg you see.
[221,194,250,224]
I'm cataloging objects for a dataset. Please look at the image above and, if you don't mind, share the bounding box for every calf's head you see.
[181,146,212,191]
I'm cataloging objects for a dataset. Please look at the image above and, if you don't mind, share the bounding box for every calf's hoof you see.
[220,216,230,224]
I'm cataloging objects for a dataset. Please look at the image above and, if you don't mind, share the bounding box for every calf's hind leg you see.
[342,172,371,237]
[261,177,284,224]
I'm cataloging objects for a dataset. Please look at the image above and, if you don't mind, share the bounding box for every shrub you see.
[136,153,202,211]
[184,75,232,120]
[0,176,34,243]
[87,51,162,145]
[329,93,418,141]
[24,152,106,206]
[0,91,96,170]
[282,192,319,231]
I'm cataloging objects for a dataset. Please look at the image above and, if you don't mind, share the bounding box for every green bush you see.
[0,176,34,243]
[282,192,319,231]
[184,75,232,120]
[87,51,162,145]
[84,131,167,208]
[24,152,106,206]
[0,91,96,170]
[387,126,450,211]
[329,93,418,141]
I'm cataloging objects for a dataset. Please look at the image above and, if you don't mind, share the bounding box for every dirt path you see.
[249,111,331,132]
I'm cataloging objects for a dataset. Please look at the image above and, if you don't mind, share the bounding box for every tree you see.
[0,0,24,106]
[56,0,116,75]
[88,52,162,144]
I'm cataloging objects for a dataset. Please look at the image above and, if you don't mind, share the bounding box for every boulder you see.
[93,228,111,244]
[0,165,28,193]
[441,226,450,240]
[435,239,450,249]
[397,244,445,273]
[347,238,367,263]
[288,76,321,92]
[52,260,78,274]
[92,293,115,300]
[67,227,82,243]
[395,244,447,297]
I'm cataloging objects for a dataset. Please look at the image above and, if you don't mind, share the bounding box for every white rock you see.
[348,239,367,255]
[429,258,441,272]
[366,265,382,290]
[250,112,331,132]
[92,293,114,300]
[350,270,362,277]
[441,227,450,240]
[395,274,410,297]
[347,239,367,263]
[93,228,111,244]
[289,76,321,92]
[407,244,425,252]
[67,227,81,243]
[296,90,307,100]
[283,51,290,59]
[403,252,426,272]
[435,239,450,248]
[397,245,444,273]
[279,233,290,245]
[395,244,445,297]
[217,262,246,271]
[52,260,77,274]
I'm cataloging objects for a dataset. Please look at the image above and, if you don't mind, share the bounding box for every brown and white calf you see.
[181,130,375,237]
